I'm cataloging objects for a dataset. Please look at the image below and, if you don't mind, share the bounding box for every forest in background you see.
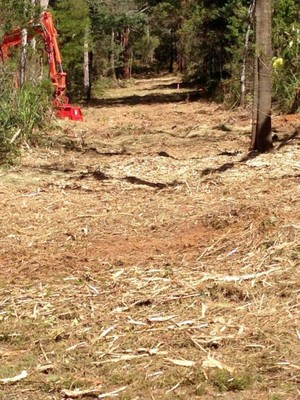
[0,0,300,162]
[1,0,300,109]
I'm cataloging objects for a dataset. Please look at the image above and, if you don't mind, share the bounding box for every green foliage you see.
[149,1,182,71]
[0,0,41,30]
[179,1,248,93]
[272,0,300,112]
[269,395,284,400]
[52,0,90,97]
[88,0,149,79]
[1,0,300,112]
[132,34,160,65]
[92,76,119,98]
[0,70,52,165]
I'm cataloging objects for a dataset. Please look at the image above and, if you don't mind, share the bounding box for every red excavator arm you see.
[0,11,83,121]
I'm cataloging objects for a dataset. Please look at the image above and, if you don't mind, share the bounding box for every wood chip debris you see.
[0,91,300,399]
[200,268,281,283]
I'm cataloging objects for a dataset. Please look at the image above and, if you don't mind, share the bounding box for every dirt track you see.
[0,76,299,399]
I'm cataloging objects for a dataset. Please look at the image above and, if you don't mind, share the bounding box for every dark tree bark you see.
[251,0,273,152]
[169,29,174,73]
[121,26,130,79]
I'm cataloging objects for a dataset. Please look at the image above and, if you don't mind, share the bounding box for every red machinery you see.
[0,11,83,121]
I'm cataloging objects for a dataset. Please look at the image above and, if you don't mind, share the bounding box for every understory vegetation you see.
[0,70,52,164]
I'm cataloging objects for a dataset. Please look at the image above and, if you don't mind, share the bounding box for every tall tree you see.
[240,0,255,108]
[251,0,273,152]
[88,0,147,79]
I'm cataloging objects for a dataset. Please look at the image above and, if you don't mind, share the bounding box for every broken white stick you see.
[98,386,127,398]
[62,387,102,398]
[0,370,28,384]
[165,357,196,367]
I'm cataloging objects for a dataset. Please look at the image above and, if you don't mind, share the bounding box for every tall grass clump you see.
[272,67,300,113]
[0,69,52,165]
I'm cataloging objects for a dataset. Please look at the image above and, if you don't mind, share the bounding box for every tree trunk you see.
[240,0,255,108]
[39,0,49,9]
[88,50,93,98]
[251,0,273,152]
[169,29,174,73]
[121,26,130,79]
[20,28,28,86]
[109,29,117,79]
[83,29,90,100]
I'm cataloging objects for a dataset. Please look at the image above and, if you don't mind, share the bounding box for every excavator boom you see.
[0,11,83,121]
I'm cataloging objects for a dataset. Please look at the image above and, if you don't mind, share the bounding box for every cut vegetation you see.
[0,77,299,399]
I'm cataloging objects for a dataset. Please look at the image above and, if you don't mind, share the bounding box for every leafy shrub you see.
[272,67,299,113]
[272,1,300,112]
[0,70,52,164]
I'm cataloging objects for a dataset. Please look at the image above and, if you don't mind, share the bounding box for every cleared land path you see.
[0,76,299,399]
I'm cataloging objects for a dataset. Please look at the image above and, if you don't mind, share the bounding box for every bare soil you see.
[0,76,299,400]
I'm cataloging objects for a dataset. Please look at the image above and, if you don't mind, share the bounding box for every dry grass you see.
[0,76,299,399]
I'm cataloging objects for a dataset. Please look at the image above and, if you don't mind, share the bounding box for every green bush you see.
[273,67,299,113]
[0,71,52,165]
[212,370,253,392]
[272,0,300,112]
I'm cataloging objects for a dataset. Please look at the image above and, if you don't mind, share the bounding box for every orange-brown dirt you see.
[0,76,299,400]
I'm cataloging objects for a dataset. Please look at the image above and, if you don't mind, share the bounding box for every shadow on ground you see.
[87,90,207,108]
[201,150,260,176]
